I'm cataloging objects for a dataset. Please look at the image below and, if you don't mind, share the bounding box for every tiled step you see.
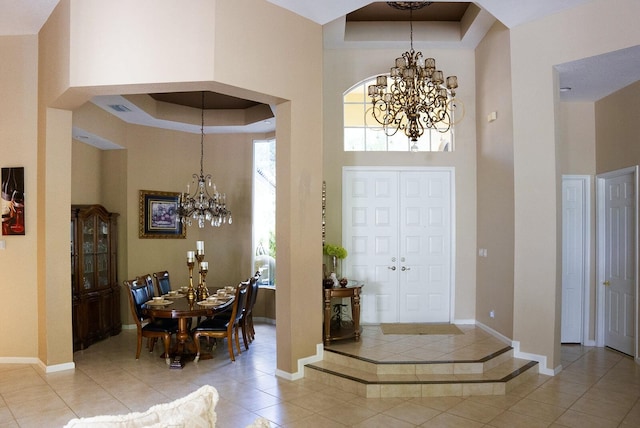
[304,348,538,398]
[322,345,515,375]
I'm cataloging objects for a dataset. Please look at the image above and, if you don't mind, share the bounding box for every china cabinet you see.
[71,205,120,351]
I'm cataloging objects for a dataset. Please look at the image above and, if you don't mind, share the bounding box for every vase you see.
[331,256,341,278]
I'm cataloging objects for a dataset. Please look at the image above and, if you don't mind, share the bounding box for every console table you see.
[323,281,363,346]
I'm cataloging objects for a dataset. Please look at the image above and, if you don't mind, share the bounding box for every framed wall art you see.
[2,167,25,236]
[139,190,186,239]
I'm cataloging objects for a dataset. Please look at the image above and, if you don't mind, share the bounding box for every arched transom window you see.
[343,76,455,152]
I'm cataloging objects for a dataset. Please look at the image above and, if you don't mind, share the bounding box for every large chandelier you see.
[368,1,459,148]
[177,91,232,228]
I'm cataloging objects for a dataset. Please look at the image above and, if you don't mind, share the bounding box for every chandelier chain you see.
[200,92,205,177]
[177,91,232,228]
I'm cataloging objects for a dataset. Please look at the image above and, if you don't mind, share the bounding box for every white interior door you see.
[601,171,636,355]
[399,171,451,322]
[343,167,453,324]
[561,176,589,343]
[343,170,399,324]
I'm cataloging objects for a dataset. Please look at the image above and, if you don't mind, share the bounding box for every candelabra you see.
[186,251,196,303]
[197,262,209,301]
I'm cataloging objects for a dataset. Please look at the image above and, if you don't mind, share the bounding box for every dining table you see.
[142,288,234,369]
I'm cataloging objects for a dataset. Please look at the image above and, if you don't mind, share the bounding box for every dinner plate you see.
[163,293,185,299]
[197,300,220,307]
[146,300,174,306]
[215,295,232,301]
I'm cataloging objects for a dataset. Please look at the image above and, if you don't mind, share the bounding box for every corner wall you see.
[474,22,515,338]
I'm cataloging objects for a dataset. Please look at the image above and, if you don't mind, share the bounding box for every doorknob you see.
[401,266,411,271]
[603,280,610,287]
[388,266,396,271]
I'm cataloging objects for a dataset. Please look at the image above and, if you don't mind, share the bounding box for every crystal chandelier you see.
[368,2,459,149]
[177,92,232,228]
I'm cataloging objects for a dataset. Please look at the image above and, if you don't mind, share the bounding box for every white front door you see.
[343,168,453,324]
[561,176,589,343]
[601,171,636,356]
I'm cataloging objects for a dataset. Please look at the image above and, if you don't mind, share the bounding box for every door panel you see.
[344,168,452,324]
[603,173,635,355]
[561,177,587,343]
[399,171,451,322]
[344,171,399,323]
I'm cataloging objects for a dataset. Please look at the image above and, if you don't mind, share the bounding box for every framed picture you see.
[2,167,25,236]
[139,190,186,239]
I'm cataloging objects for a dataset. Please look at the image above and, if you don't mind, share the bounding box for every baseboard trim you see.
[0,357,75,373]
[39,361,75,373]
[275,343,323,381]
[475,321,561,376]
[512,340,562,376]
[253,317,276,325]
[474,321,512,345]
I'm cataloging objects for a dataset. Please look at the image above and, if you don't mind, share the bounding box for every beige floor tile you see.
[67,397,131,418]
[466,393,523,410]
[486,409,551,428]
[283,413,348,427]
[526,386,580,408]
[352,412,416,428]
[408,396,465,411]
[553,409,619,428]
[446,399,504,423]
[254,401,314,426]
[507,397,566,423]
[347,396,408,413]
[14,407,77,428]
[2,325,640,428]
[568,396,632,423]
[419,412,484,427]
[289,391,345,412]
[381,401,441,425]
[316,401,378,425]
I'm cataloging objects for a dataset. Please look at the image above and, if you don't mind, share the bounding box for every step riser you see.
[323,348,514,375]
[305,364,537,398]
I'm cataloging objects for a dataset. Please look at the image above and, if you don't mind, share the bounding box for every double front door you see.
[343,168,453,324]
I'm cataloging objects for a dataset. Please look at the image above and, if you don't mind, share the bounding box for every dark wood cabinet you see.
[71,205,120,351]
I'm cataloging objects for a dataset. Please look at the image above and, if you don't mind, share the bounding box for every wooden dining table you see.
[142,289,233,369]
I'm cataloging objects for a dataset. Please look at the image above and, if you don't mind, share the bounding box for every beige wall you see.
[474,22,515,337]
[0,36,39,359]
[323,46,478,321]
[595,80,640,173]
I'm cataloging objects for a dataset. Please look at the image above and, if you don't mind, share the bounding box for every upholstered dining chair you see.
[153,271,171,296]
[243,271,262,346]
[140,274,156,298]
[124,279,178,365]
[193,280,249,362]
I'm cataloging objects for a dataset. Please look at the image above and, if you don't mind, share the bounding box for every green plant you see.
[323,243,347,259]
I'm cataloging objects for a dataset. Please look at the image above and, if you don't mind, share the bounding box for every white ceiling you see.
[3,0,640,141]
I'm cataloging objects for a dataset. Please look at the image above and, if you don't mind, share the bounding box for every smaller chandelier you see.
[368,2,459,147]
[177,92,232,228]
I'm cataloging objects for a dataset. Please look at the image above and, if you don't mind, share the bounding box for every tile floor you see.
[0,324,639,427]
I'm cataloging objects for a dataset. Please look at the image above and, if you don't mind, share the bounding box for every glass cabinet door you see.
[80,217,95,290]
[96,217,109,287]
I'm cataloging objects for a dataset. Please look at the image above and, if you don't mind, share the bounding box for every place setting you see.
[163,290,186,299]
[197,295,223,307]
[145,296,174,306]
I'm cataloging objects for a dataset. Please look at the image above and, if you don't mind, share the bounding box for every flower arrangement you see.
[323,243,347,259]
